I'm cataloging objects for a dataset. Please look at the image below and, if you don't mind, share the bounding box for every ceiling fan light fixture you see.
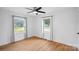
[33,11,38,15]
[33,11,37,14]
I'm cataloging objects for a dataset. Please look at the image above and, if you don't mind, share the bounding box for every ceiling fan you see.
[26,7,46,15]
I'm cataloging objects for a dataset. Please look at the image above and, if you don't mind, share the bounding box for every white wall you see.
[52,8,78,47]
[0,8,35,46]
[35,8,79,48]
[75,8,79,48]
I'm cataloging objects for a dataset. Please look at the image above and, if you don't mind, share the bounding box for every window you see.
[14,18,25,32]
[13,16,27,41]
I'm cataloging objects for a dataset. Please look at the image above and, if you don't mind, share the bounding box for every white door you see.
[42,16,53,40]
[13,16,27,41]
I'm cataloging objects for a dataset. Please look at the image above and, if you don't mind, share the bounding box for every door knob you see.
[77,33,79,34]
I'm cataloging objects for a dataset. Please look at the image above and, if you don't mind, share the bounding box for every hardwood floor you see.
[0,37,78,51]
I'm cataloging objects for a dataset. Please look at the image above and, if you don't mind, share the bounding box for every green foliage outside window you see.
[14,19,25,32]
[43,18,50,27]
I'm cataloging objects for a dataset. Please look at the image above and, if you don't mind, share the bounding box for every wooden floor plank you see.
[0,37,78,51]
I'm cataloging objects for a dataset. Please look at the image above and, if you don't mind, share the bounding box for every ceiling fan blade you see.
[26,8,33,10]
[36,7,42,11]
[27,10,34,13]
[37,11,46,13]
[34,7,37,9]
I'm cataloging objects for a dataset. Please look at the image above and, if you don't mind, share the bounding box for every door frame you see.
[12,15,27,42]
[42,16,53,40]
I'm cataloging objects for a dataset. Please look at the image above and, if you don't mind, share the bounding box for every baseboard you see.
[0,36,37,46]
[0,42,11,47]
[0,36,51,47]
[28,36,42,39]
[28,36,52,41]
[0,38,27,47]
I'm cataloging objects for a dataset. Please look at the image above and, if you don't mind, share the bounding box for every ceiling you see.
[2,7,76,16]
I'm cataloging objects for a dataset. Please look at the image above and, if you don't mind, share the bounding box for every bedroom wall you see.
[75,8,79,47]
[52,8,78,47]
[0,8,35,46]
[35,7,79,47]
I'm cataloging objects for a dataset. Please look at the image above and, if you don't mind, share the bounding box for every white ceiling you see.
[2,7,77,16]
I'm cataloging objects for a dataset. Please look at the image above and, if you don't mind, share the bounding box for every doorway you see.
[42,16,53,40]
[13,16,27,42]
